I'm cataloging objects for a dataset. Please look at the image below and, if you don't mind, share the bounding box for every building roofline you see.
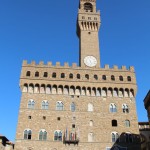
[144,90,150,109]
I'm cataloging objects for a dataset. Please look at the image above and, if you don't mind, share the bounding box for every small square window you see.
[43,116,46,120]
[28,116,31,119]
[73,117,76,120]
[57,117,61,121]
[77,96,79,98]
[72,124,75,128]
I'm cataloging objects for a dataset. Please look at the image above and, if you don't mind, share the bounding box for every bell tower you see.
[77,0,101,68]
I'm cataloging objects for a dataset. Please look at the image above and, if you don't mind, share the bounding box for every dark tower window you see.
[102,75,106,80]
[61,73,65,78]
[84,3,93,12]
[77,74,80,79]
[119,76,123,81]
[52,72,56,78]
[112,120,117,127]
[35,71,39,77]
[43,72,48,77]
[26,71,31,77]
[127,76,131,82]
[111,75,115,81]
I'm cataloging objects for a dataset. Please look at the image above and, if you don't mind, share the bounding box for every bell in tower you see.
[77,0,101,68]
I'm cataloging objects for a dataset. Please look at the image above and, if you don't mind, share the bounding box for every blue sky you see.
[0,0,150,142]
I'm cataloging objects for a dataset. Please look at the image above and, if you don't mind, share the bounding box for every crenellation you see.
[121,66,127,70]
[72,63,77,68]
[39,61,44,66]
[22,60,27,66]
[31,61,36,66]
[113,65,118,70]
[56,62,60,67]
[47,61,52,66]
[104,64,109,69]
[64,62,69,67]
[130,66,135,72]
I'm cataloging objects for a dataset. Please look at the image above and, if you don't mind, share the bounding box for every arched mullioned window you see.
[42,101,49,109]
[84,2,93,12]
[35,71,39,77]
[111,132,119,142]
[125,120,130,127]
[109,103,117,113]
[26,71,31,77]
[71,102,76,112]
[39,130,47,140]
[56,102,64,111]
[54,130,62,141]
[24,129,32,140]
[122,104,129,113]
[28,100,35,109]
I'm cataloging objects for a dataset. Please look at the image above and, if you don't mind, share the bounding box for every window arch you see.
[111,75,115,81]
[85,74,89,80]
[84,2,93,12]
[69,73,73,79]
[35,71,39,77]
[89,120,93,127]
[88,132,94,142]
[77,74,80,79]
[56,102,64,111]
[42,101,49,109]
[54,130,62,141]
[109,103,117,113]
[102,75,106,80]
[24,129,32,140]
[71,102,76,112]
[23,83,28,92]
[119,76,123,81]
[61,73,65,78]
[88,103,93,112]
[125,120,130,127]
[122,104,129,113]
[112,120,117,127]
[111,132,119,142]
[26,71,31,77]
[52,72,56,78]
[127,76,131,82]
[28,100,35,109]
[94,75,98,80]
[43,72,48,77]
[39,129,47,140]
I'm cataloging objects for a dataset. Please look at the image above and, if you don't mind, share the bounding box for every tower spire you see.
[77,0,101,68]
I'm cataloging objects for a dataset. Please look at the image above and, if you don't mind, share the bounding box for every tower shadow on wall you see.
[110,132,141,150]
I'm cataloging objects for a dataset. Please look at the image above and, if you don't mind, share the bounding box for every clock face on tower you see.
[84,56,97,67]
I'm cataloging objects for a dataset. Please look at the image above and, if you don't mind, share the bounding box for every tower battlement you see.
[22,60,135,72]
